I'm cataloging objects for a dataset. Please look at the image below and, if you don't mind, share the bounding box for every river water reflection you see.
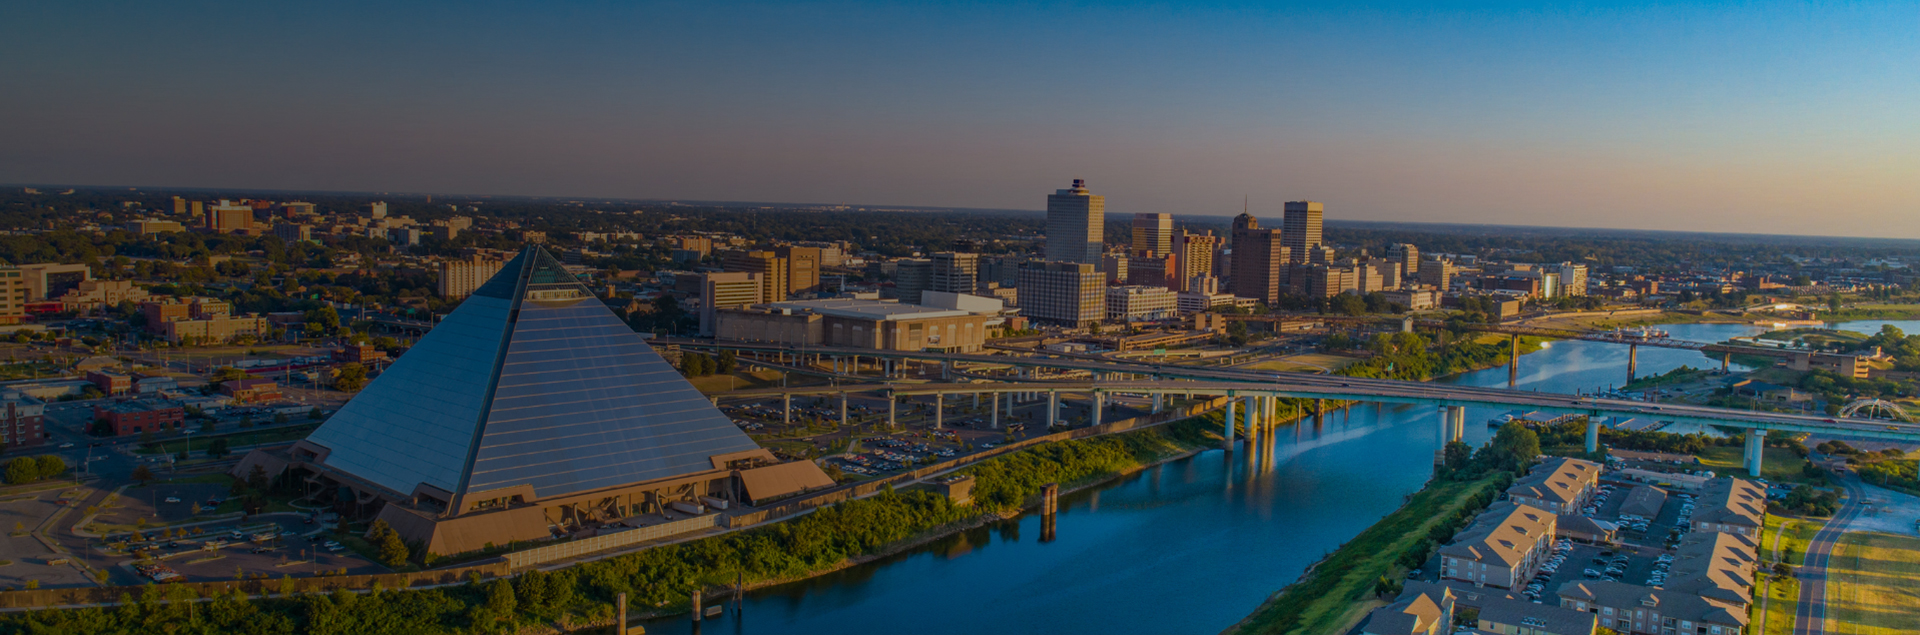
[644,321,1903,635]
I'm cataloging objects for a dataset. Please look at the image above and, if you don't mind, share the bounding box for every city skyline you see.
[4,2,1919,238]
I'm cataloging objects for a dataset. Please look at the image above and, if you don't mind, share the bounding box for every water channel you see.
[644,320,1916,635]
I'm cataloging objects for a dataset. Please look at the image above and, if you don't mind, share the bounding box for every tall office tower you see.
[1130,213,1173,256]
[172,196,187,215]
[1387,243,1420,282]
[1045,179,1104,264]
[1282,201,1325,263]
[1557,263,1589,296]
[1365,259,1401,291]
[893,258,933,304]
[363,202,388,219]
[776,246,822,295]
[696,271,764,336]
[1418,257,1454,289]
[723,250,790,301]
[207,200,254,233]
[1016,262,1104,327]
[1173,231,1220,292]
[1229,213,1288,304]
[930,252,980,295]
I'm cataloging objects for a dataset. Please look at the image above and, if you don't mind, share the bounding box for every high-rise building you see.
[1388,244,1420,282]
[190,200,205,218]
[1130,213,1172,256]
[696,271,764,336]
[207,200,254,233]
[930,252,980,296]
[1173,231,1220,292]
[0,267,26,325]
[172,196,187,215]
[723,251,789,301]
[1229,213,1288,304]
[363,202,388,219]
[1282,201,1325,263]
[1045,179,1104,264]
[1557,263,1589,296]
[776,246,822,295]
[892,258,933,304]
[1099,252,1130,285]
[275,223,312,243]
[437,255,508,298]
[1419,257,1455,289]
[1127,252,1178,290]
[1016,262,1104,327]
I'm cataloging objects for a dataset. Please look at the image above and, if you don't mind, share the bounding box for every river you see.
[642,320,1911,635]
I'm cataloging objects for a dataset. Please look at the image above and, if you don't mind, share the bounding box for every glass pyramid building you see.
[287,246,826,555]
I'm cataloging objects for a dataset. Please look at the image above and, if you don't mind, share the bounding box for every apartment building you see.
[0,267,24,325]
[1,391,48,448]
[724,250,790,301]
[1438,502,1557,589]
[1689,477,1766,539]
[1556,532,1757,635]
[1506,457,1603,515]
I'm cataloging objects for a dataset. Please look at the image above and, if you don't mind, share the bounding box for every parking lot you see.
[1525,542,1669,600]
[100,514,384,584]
[0,491,94,590]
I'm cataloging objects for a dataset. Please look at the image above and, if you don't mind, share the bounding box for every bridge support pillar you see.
[935,393,944,429]
[991,393,1000,429]
[1508,334,1520,388]
[1446,406,1465,443]
[1152,393,1163,413]
[1315,399,1326,426]
[1745,431,1765,477]
[839,392,848,427]
[1585,414,1600,454]
[1627,343,1639,383]
[1721,352,1730,373]
[1437,407,1451,445]
[974,392,981,409]
[887,393,896,429]
[1243,396,1257,439]
[1224,397,1237,449]
[1093,392,1104,427]
[1048,391,1059,428]
[783,393,791,425]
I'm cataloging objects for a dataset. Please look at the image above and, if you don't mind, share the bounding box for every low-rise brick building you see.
[1,391,48,447]
[220,378,282,404]
[94,399,185,436]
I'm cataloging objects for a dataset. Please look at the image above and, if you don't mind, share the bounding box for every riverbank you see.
[1221,471,1508,635]
[658,410,1234,620]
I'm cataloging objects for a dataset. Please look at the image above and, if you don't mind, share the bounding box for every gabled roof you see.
[1438,502,1555,568]
[303,246,762,502]
[1692,477,1766,528]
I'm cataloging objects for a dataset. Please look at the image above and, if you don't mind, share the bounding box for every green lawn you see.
[1224,473,1504,635]
[1829,531,1920,634]
[1697,446,1822,485]
[1755,515,1804,635]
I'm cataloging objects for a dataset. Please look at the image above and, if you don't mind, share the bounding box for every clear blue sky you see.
[3,1,1916,236]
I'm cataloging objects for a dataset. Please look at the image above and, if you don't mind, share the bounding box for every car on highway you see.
[163,497,181,503]
[58,443,74,449]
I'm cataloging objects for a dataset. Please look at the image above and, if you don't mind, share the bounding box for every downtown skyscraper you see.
[1130,212,1172,256]
[1283,201,1328,263]
[1046,179,1104,264]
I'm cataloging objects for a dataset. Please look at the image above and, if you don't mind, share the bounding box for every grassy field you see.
[1828,531,1920,634]
[1224,473,1504,635]
[1243,353,1357,373]
[1754,515,1811,635]
[1698,446,1823,485]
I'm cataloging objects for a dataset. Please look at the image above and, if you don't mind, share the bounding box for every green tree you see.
[1478,421,1541,473]
[32,455,64,480]
[335,363,368,392]
[367,519,410,568]
[715,349,737,374]
[130,464,154,486]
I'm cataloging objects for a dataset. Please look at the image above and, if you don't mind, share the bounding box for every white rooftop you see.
[763,298,972,321]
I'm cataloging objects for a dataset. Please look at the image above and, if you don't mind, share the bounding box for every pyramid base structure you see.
[232,246,834,557]
[242,443,831,556]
